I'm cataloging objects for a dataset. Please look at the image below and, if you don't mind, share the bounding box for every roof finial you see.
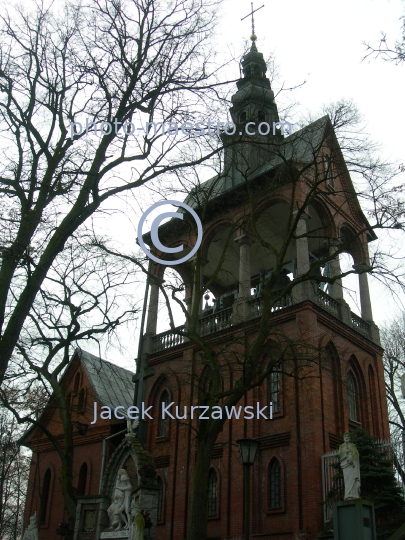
[241,2,264,42]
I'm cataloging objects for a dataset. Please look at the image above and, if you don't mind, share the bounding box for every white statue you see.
[23,513,38,540]
[107,469,134,529]
[339,432,361,500]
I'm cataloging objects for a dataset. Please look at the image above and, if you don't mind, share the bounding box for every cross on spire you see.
[241,2,264,40]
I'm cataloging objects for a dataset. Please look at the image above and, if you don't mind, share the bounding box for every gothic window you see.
[258,110,265,123]
[158,390,169,437]
[66,392,72,412]
[324,154,333,187]
[78,388,86,413]
[268,458,281,509]
[77,462,87,496]
[74,372,81,392]
[347,372,357,422]
[268,370,281,413]
[368,366,378,435]
[157,476,163,522]
[40,468,51,523]
[239,111,247,123]
[208,469,217,516]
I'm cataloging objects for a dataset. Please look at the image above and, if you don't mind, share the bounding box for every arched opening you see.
[40,468,51,524]
[368,366,379,436]
[340,252,362,315]
[257,110,265,123]
[156,266,188,335]
[208,469,217,516]
[268,369,281,413]
[325,344,344,434]
[347,371,358,422]
[158,390,170,438]
[239,111,247,123]
[77,462,88,496]
[74,372,81,393]
[268,458,281,509]
[78,388,86,413]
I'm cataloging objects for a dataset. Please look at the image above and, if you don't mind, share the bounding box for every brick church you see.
[22,33,389,540]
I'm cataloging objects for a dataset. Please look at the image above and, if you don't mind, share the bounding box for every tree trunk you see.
[187,430,216,540]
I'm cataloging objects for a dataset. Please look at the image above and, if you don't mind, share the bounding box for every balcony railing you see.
[317,289,340,316]
[249,295,293,318]
[198,307,233,336]
[351,312,371,337]
[152,326,186,353]
[150,291,373,353]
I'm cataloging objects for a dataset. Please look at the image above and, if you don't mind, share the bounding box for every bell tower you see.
[136,26,390,540]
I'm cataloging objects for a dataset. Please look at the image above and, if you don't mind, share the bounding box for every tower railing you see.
[198,307,233,336]
[150,290,374,353]
[249,294,293,318]
[350,312,371,336]
[152,326,186,353]
[317,289,340,316]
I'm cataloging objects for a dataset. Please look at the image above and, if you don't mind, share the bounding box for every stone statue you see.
[107,469,134,529]
[107,486,126,530]
[129,498,145,540]
[133,512,145,540]
[339,432,361,500]
[23,513,38,540]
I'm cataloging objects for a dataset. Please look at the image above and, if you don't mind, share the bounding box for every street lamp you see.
[237,438,259,540]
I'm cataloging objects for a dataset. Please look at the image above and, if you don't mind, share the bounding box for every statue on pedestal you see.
[23,513,38,540]
[107,469,134,529]
[339,432,361,500]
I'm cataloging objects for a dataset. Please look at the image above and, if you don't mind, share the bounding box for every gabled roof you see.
[79,349,134,410]
[19,350,134,446]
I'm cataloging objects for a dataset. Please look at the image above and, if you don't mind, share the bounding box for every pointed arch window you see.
[208,469,217,516]
[258,110,265,123]
[347,372,357,422]
[157,476,163,522]
[78,388,86,413]
[268,458,281,509]
[324,154,333,187]
[77,462,88,496]
[40,468,51,524]
[239,111,247,124]
[66,392,72,412]
[268,370,281,413]
[158,390,169,438]
[74,372,81,392]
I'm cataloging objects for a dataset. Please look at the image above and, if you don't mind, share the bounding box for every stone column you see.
[359,271,373,321]
[235,234,254,299]
[145,278,161,335]
[233,234,254,322]
[293,211,313,302]
[191,257,207,317]
[329,240,344,301]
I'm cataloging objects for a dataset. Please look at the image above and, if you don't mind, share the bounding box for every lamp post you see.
[237,438,259,540]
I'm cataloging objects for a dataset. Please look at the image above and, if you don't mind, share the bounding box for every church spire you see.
[229,4,280,131]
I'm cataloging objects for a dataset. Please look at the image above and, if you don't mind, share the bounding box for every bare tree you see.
[363,9,405,64]
[381,315,405,483]
[0,237,139,537]
[0,0,227,386]
[0,407,30,540]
